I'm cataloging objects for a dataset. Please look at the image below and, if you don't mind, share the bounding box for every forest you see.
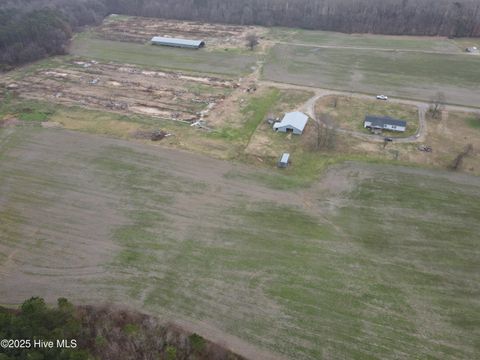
[1,0,480,69]
[0,297,243,360]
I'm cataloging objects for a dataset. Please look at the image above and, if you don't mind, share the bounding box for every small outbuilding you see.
[151,36,205,49]
[364,115,407,132]
[273,112,309,135]
[277,153,290,168]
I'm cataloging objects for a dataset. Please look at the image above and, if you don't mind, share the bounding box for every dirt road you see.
[260,79,479,143]
[276,40,470,56]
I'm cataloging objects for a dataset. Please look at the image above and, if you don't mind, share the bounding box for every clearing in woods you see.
[96,15,262,48]
[2,14,480,360]
[0,128,479,360]
[70,35,258,76]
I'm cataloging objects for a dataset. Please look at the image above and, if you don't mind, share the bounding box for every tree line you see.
[0,297,244,360]
[0,0,109,70]
[107,0,480,37]
[1,0,480,69]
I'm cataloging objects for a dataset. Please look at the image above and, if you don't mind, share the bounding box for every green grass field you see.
[268,27,461,52]
[70,36,257,76]
[466,115,480,129]
[1,128,479,359]
[315,95,419,136]
[263,44,480,107]
[452,38,480,51]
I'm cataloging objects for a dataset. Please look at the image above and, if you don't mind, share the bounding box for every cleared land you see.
[1,128,479,360]
[96,15,262,48]
[315,95,419,136]
[268,27,462,52]
[263,44,480,107]
[71,36,257,76]
[2,15,480,360]
[0,58,235,122]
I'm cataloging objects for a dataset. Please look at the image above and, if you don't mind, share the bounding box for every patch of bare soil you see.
[97,16,263,48]
[0,118,24,127]
[132,129,172,141]
[1,60,237,122]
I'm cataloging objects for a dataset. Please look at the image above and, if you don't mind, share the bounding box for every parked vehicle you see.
[376,95,388,100]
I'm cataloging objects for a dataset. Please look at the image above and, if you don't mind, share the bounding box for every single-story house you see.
[273,112,309,135]
[364,115,407,132]
[151,36,205,49]
[277,153,290,168]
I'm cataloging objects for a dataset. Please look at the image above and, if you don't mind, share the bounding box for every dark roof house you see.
[364,116,407,132]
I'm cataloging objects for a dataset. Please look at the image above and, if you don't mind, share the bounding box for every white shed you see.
[277,153,290,168]
[273,112,309,135]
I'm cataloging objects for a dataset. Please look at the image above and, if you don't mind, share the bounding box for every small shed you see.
[273,112,309,135]
[151,36,205,49]
[277,153,290,168]
[364,115,407,132]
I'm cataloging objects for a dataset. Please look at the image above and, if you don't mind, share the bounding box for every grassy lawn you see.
[263,44,480,107]
[211,89,282,143]
[70,35,257,76]
[268,27,461,52]
[0,96,56,122]
[315,95,419,136]
[1,128,479,359]
[466,114,480,129]
[452,38,480,51]
[211,88,313,147]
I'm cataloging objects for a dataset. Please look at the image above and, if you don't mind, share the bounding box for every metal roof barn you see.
[273,112,309,135]
[151,36,205,49]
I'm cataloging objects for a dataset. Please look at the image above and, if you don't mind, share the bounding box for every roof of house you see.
[274,112,309,132]
[365,115,406,128]
[279,153,290,163]
[151,36,205,48]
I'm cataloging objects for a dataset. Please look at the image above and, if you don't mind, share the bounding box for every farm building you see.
[273,112,309,135]
[151,36,205,49]
[277,153,290,168]
[364,115,407,132]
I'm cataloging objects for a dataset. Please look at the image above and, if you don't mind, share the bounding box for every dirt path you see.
[276,41,470,56]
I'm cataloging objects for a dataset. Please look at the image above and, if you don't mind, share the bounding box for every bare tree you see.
[311,113,336,151]
[331,97,338,108]
[428,91,446,119]
[246,33,259,51]
[450,144,473,171]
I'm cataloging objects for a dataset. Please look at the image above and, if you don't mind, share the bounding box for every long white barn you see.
[151,36,205,49]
